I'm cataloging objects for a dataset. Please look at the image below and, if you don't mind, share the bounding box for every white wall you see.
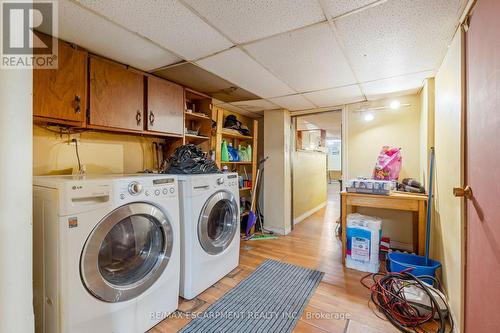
[0,70,35,333]
[263,110,292,235]
[327,140,341,171]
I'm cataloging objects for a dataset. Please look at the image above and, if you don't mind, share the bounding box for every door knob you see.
[453,186,473,199]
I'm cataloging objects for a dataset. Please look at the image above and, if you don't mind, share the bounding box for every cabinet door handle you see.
[74,95,81,114]
[136,110,142,125]
[149,111,155,125]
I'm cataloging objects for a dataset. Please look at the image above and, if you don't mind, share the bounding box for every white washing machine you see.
[33,174,180,333]
[178,173,240,300]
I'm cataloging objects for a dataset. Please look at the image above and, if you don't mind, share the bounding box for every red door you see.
[465,0,500,331]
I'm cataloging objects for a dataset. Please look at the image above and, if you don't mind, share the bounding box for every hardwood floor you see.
[150,184,399,333]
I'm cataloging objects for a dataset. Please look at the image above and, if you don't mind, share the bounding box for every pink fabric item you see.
[372,146,402,181]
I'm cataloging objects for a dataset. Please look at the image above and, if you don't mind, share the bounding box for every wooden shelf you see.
[221,131,253,140]
[185,112,211,121]
[184,88,213,152]
[214,106,258,230]
[220,161,252,165]
[185,134,210,143]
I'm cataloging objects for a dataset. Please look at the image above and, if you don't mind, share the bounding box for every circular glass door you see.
[80,202,173,303]
[198,191,238,255]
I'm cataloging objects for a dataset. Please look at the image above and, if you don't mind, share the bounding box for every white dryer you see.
[33,174,180,333]
[178,173,240,300]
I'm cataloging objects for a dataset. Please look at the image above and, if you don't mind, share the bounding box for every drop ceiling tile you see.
[76,0,232,60]
[153,62,260,102]
[196,48,295,98]
[52,0,181,71]
[231,99,279,112]
[183,0,325,44]
[322,0,380,18]
[269,95,315,111]
[303,85,364,107]
[365,88,421,101]
[218,103,262,118]
[335,0,463,82]
[244,22,356,92]
[361,71,433,100]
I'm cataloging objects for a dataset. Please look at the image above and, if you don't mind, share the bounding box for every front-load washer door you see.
[198,190,238,255]
[80,202,173,303]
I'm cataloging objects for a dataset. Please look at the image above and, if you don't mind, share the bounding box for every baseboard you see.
[264,225,292,236]
[293,202,327,225]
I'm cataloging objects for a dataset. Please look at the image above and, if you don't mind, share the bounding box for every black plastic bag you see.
[223,115,251,136]
[163,144,221,174]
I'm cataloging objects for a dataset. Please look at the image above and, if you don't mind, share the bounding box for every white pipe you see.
[0,67,34,333]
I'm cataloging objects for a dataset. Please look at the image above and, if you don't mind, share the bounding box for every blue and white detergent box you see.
[346,213,382,273]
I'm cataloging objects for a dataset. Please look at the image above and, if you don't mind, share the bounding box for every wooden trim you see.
[33,116,83,127]
[252,119,258,186]
[294,202,326,225]
[220,131,253,140]
[185,87,211,100]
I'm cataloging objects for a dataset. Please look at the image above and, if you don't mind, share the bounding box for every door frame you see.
[289,108,344,230]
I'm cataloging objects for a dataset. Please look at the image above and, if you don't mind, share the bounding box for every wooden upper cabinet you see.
[146,76,184,135]
[33,40,87,124]
[89,56,144,131]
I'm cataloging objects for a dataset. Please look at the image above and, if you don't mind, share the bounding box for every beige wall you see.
[346,94,421,245]
[346,94,421,181]
[33,125,162,176]
[293,151,327,223]
[433,29,465,331]
[419,78,435,189]
[263,109,292,235]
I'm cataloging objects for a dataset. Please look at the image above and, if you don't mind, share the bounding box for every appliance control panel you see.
[216,173,239,189]
[117,176,177,201]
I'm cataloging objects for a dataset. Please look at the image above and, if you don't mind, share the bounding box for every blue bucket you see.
[387,252,441,282]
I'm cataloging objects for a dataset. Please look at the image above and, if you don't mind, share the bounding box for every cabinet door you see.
[146,76,184,135]
[89,57,144,131]
[33,41,87,124]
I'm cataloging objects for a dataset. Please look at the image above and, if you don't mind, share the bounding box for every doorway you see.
[291,110,343,226]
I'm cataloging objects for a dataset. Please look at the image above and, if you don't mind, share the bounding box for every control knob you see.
[128,181,143,195]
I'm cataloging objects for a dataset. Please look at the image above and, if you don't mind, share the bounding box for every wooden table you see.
[341,191,428,264]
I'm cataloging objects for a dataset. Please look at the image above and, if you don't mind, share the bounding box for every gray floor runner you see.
[179,259,324,333]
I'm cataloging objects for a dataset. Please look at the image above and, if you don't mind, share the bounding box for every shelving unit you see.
[184,88,213,152]
[214,106,258,194]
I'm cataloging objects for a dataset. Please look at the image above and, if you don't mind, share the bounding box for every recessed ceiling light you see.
[364,113,374,122]
[390,100,401,109]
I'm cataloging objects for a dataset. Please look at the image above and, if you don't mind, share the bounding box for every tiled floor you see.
[150,183,399,332]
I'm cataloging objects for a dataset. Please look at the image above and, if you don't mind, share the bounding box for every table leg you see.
[341,196,347,265]
[418,201,426,256]
[412,211,419,254]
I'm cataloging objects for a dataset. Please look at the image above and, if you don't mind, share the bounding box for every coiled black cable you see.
[361,271,453,333]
